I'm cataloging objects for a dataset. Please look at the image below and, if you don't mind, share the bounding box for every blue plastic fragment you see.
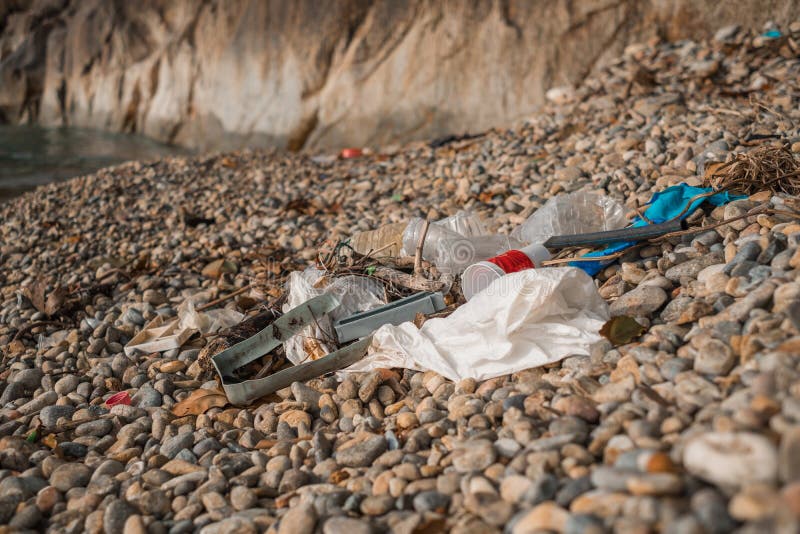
[763,30,782,39]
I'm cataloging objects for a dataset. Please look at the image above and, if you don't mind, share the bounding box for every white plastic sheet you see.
[348,267,609,381]
[283,267,386,364]
[177,296,244,335]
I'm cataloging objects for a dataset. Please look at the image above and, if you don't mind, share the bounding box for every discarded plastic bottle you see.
[461,243,551,300]
[349,222,408,257]
[403,218,523,275]
[434,210,487,237]
[511,191,628,245]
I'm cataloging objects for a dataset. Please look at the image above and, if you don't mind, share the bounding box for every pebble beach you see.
[2,24,800,533]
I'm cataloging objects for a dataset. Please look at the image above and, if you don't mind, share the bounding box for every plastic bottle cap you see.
[462,261,505,301]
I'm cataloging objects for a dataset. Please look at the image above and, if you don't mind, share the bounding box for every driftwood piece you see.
[371,266,445,293]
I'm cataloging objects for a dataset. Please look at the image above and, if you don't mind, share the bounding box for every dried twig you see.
[541,245,643,265]
[197,285,252,312]
[653,206,770,240]
[12,321,69,341]
[414,219,430,277]
[371,266,446,292]
[46,413,116,435]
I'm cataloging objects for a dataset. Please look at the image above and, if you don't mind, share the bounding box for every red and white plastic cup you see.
[461,243,551,301]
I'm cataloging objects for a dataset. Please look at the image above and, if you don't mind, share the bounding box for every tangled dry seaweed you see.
[706,143,800,195]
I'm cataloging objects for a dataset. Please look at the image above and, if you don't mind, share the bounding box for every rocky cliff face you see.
[2,0,799,151]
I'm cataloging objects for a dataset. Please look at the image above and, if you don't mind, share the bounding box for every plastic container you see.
[511,191,628,245]
[461,243,551,300]
[435,210,487,237]
[349,222,407,257]
[402,218,523,274]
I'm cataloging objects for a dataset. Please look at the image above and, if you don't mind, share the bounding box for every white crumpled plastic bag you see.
[348,267,609,381]
[283,267,386,364]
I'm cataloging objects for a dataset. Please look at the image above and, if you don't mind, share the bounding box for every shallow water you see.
[0,125,185,201]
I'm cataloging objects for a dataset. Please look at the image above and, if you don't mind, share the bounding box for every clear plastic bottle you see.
[402,218,523,274]
[511,191,628,244]
[349,222,408,257]
[435,210,487,237]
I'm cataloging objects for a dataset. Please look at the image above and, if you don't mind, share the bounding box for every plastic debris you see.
[575,184,745,275]
[283,267,386,364]
[212,293,372,405]
[511,191,628,245]
[177,298,244,335]
[434,210,488,237]
[334,291,446,342]
[348,267,609,381]
[349,222,408,257]
[38,330,69,350]
[340,148,363,159]
[105,391,132,407]
[124,294,244,356]
[124,315,194,356]
[461,242,551,300]
[402,216,522,274]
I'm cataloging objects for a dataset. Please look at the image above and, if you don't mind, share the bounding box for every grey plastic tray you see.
[333,291,445,342]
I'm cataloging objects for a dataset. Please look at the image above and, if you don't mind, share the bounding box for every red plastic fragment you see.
[340,148,363,159]
[105,391,132,407]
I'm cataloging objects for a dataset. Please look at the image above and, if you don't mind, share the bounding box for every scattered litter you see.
[600,316,646,346]
[172,387,228,416]
[334,291,446,342]
[105,391,132,407]
[543,219,683,249]
[348,268,609,381]
[171,176,776,398]
[511,191,628,245]
[124,294,244,356]
[177,298,244,336]
[574,184,745,275]
[283,267,385,364]
[349,222,407,257]
[340,148,363,159]
[124,315,194,356]
[402,216,521,274]
[212,294,372,405]
[461,243,551,300]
